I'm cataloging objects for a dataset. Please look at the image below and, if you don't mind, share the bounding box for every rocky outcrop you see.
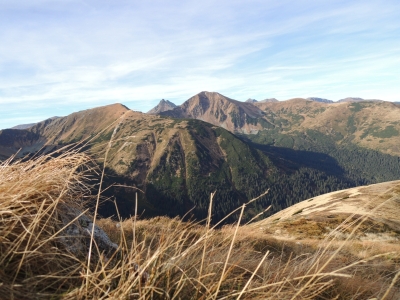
[58,204,118,258]
[57,204,149,281]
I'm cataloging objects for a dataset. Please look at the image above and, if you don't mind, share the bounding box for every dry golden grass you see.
[0,149,93,299]
[1,149,400,299]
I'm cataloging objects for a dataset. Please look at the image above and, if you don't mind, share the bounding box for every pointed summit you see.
[159,91,264,133]
[147,99,177,114]
[245,98,258,103]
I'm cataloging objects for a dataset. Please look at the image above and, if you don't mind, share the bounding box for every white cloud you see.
[1,0,400,128]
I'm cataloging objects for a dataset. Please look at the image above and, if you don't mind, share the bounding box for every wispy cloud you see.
[0,0,399,128]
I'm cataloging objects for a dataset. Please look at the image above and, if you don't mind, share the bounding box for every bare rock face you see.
[57,204,118,258]
[57,204,149,282]
[160,91,265,133]
[147,99,177,114]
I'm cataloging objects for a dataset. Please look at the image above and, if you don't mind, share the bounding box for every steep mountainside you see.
[2,98,400,223]
[0,129,41,160]
[159,92,400,156]
[4,103,398,223]
[1,104,269,220]
[147,99,177,114]
[0,104,291,222]
[160,91,264,133]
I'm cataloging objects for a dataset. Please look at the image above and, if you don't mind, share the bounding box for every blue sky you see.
[1,0,399,129]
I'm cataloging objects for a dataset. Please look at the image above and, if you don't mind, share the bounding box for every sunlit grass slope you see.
[1,150,399,299]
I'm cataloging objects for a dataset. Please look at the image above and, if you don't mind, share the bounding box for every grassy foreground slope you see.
[1,151,399,299]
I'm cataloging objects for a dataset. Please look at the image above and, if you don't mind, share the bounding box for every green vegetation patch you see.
[214,109,227,122]
[229,111,245,128]
[245,115,258,126]
[361,125,399,139]
[275,135,294,148]
[347,115,357,134]
[349,102,363,112]
[371,125,399,138]
[92,131,113,143]
[258,118,275,129]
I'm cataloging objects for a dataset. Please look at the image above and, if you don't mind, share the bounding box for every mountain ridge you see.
[2,95,400,222]
[0,104,276,221]
[155,92,400,155]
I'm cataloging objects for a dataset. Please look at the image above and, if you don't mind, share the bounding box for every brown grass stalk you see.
[1,145,400,299]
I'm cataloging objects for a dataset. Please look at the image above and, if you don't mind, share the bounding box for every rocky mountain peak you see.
[147,99,177,114]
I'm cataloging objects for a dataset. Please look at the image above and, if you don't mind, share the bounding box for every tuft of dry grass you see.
[1,149,400,299]
[0,149,94,299]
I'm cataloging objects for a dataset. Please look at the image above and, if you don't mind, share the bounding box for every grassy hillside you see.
[1,151,399,299]
[1,103,400,224]
[252,99,400,156]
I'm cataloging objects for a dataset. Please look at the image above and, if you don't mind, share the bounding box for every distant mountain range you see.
[9,117,60,130]
[337,97,384,103]
[145,92,400,156]
[7,96,393,131]
[145,96,389,119]
[2,91,400,223]
[11,123,37,130]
